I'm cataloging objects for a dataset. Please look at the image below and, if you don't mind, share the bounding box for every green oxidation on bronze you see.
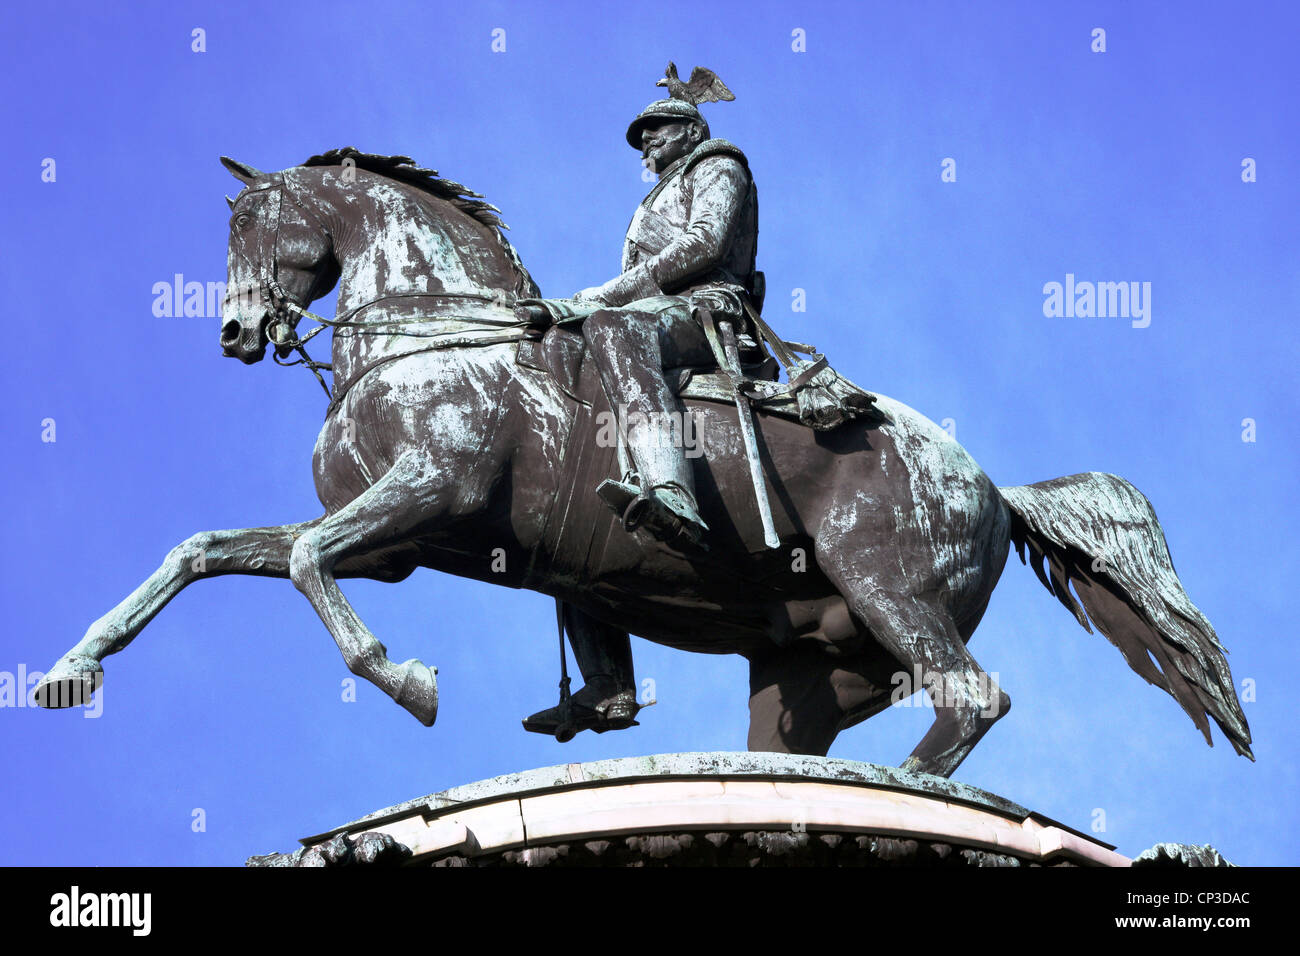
[1132,843,1235,867]
[36,63,1251,788]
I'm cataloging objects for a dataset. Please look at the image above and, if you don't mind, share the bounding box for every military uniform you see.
[576,100,761,547]
[523,91,760,740]
[597,136,757,317]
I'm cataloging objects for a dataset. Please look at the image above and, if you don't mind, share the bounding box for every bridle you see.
[231,170,531,404]
[225,174,334,397]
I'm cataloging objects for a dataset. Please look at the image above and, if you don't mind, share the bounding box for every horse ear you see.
[220,156,263,185]
[225,195,236,210]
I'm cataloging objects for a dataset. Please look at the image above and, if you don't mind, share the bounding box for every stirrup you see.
[596,477,709,550]
[522,689,641,742]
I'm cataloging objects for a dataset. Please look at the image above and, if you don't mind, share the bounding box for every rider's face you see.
[641,121,698,174]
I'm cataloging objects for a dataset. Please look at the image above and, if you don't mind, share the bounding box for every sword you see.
[717,319,781,549]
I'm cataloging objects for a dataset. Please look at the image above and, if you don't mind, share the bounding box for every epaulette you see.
[683,138,749,174]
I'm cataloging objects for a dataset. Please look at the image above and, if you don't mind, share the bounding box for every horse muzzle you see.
[221,311,271,364]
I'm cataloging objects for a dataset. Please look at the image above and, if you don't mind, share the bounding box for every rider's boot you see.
[596,419,709,551]
[584,309,710,550]
[522,603,641,742]
[592,392,710,550]
[521,676,640,742]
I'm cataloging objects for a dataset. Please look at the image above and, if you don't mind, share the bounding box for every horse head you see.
[217,150,539,384]
[219,156,339,364]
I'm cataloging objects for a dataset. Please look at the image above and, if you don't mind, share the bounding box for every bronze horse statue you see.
[36,149,1253,779]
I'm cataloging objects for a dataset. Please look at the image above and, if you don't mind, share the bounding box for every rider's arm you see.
[577,156,749,307]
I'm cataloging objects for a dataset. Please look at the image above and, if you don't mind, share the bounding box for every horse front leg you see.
[35,520,320,709]
[288,448,456,727]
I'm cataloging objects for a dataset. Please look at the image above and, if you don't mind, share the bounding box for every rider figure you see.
[522,66,758,740]
[572,73,759,549]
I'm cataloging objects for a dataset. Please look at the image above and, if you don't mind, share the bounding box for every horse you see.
[35,148,1253,779]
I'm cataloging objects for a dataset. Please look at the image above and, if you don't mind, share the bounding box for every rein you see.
[243,171,537,407]
[268,288,528,405]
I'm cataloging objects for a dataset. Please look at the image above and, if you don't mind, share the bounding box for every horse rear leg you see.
[289,449,447,726]
[35,520,319,709]
[816,548,1010,778]
[746,644,889,756]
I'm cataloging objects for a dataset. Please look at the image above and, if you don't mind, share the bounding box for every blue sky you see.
[2,0,1296,866]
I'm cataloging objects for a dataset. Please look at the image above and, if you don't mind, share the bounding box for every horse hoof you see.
[898,756,933,776]
[396,659,438,727]
[33,656,103,709]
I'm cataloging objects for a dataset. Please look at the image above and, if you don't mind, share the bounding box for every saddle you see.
[515,314,877,430]
[512,304,877,586]
[514,323,781,411]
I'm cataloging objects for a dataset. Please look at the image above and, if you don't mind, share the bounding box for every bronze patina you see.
[35,66,1252,780]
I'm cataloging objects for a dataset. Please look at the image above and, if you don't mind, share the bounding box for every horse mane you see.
[300,147,540,297]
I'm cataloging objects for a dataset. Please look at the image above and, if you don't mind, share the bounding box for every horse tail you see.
[997,472,1253,760]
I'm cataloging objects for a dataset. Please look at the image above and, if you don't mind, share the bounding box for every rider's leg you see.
[582,301,714,543]
[565,602,635,706]
[522,603,639,738]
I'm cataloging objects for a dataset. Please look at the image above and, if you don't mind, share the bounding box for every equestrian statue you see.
[35,65,1253,779]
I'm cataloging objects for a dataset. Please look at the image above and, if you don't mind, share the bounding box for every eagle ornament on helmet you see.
[624,62,735,148]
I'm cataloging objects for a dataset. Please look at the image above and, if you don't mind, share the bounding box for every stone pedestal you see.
[248,752,1156,867]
